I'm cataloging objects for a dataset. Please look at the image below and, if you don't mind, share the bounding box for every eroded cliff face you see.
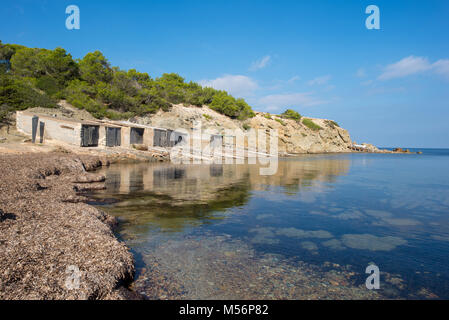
[134,104,353,154]
[248,114,352,154]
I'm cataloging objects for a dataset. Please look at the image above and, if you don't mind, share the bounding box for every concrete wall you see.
[121,127,131,148]
[143,128,154,147]
[16,112,187,151]
[16,112,82,146]
[99,126,107,147]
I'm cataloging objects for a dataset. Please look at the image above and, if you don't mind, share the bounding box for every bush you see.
[0,75,56,110]
[0,104,13,127]
[302,118,322,131]
[275,118,286,126]
[326,120,340,128]
[203,113,212,121]
[36,75,64,97]
[210,91,255,120]
[281,109,301,121]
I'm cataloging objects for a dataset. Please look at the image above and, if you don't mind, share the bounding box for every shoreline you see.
[0,147,418,300]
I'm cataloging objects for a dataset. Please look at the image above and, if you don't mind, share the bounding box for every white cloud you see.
[378,56,449,80]
[287,75,301,83]
[198,74,258,97]
[308,75,331,86]
[258,92,328,111]
[361,79,374,86]
[432,59,449,78]
[356,68,366,78]
[378,56,432,80]
[249,55,271,71]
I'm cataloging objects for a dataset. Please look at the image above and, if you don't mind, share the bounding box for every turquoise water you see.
[91,149,449,299]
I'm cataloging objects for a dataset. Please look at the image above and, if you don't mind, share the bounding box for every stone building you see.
[15,111,187,149]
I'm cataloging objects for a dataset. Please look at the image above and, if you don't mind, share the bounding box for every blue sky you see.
[1,0,448,148]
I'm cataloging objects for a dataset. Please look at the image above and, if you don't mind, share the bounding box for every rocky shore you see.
[0,152,137,299]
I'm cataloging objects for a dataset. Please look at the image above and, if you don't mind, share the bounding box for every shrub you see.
[0,75,56,110]
[36,75,63,96]
[275,118,286,126]
[281,109,301,121]
[0,104,12,128]
[302,118,322,131]
[242,123,251,131]
[326,120,340,129]
[209,91,255,120]
[263,113,272,120]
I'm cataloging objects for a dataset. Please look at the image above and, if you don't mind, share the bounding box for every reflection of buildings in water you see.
[210,165,224,177]
[102,157,350,200]
[95,157,351,233]
[248,158,350,192]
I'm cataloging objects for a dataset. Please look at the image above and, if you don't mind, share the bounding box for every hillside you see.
[135,104,352,154]
[0,41,352,154]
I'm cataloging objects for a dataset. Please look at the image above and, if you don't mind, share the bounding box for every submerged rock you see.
[341,234,407,251]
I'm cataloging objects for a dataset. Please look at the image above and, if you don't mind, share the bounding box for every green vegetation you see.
[281,109,302,121]
[275,118,286,126]
[242,123,251,131]
[325,120,340,129]
[263,113,272,120]
[203,113,212,121]
[209,91,255,120]
[0,104,12,128]
[302,118,322,131]
[0,41,256,125]
[1,41,58,127]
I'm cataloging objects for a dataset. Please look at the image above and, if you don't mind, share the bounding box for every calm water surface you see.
[90,149,449,299]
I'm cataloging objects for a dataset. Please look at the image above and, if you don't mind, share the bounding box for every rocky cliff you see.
[134,104,352,154]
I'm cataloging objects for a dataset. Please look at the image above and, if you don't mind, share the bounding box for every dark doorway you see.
[130,127,144,145]
[39,121,45,143]
[154,129,167,147]
[106,127,121,147]
[154,129,186,147]
[81,125,99,147]
[31,116,38,143]
[210,165,223,177]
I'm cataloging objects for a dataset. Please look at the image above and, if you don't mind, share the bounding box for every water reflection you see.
[89,152,449,299]
[92,156,350,234]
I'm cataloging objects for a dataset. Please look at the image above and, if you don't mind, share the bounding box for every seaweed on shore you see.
[0,153,135,300]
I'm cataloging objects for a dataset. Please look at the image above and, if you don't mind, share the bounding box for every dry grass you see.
[0,153,136,300]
